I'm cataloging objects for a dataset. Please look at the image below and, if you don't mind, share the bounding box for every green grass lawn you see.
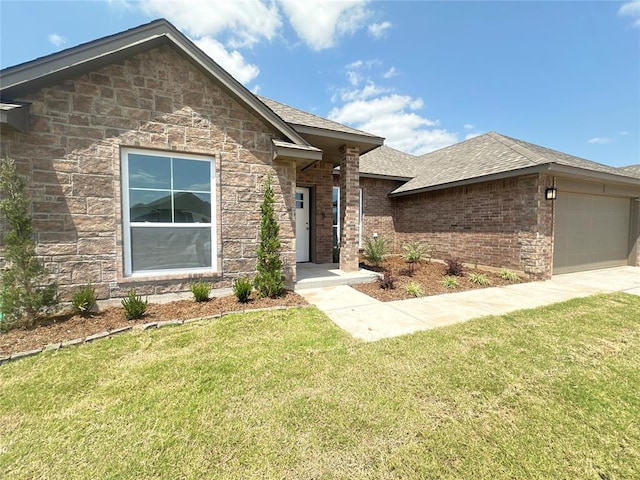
[1,293,639,479]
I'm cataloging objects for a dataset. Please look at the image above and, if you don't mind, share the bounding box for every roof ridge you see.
[486,132,547,166]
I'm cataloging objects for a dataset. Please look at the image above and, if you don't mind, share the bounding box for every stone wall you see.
[0,45,295,300]
[393,174,551,279]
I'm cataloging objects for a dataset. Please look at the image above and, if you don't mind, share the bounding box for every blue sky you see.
[1,0,639,166]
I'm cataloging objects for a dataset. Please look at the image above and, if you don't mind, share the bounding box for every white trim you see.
[121,147,217,276]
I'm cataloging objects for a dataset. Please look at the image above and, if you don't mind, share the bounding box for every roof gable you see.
[0,19,309,147]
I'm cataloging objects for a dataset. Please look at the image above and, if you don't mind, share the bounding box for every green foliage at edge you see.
[0,158,58,331]
[253,175,285,298]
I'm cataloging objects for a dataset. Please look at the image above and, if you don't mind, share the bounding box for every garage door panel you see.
[553,192,631,274]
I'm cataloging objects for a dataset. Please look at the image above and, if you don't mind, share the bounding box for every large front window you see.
[122,149,216,276]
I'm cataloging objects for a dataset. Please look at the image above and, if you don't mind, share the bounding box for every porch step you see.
[295,263,380,290]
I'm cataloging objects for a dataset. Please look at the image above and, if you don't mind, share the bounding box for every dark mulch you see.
[0,291,307,357]
[353,256,527,302]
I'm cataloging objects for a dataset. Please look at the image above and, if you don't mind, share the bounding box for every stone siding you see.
[338,146,360,271]
[0,45,295,300]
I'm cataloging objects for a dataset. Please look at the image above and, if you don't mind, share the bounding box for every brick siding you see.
[392,174,552,279]
[0,45,295,300]
[297,160,333,263]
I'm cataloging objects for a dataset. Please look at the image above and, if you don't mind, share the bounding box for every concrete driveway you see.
[297,266,640,342]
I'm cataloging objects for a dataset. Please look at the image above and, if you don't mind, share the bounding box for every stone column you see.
[339,145,360,272]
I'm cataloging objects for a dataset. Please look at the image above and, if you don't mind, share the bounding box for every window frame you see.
[121,148,217,277]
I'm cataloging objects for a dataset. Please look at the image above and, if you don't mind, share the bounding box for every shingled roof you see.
[391,132,640,196]
[618,164,640,178]
[258,96,383,140]
[358,145,424,179]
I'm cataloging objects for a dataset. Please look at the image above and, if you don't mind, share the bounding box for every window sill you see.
[118,270,221,284]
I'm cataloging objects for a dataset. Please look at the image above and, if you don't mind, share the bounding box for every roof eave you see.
[389,162,640,197]
[292,124,384,151]
[389,165,547,197]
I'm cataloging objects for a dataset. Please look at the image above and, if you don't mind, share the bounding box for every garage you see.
[553,191,632,274]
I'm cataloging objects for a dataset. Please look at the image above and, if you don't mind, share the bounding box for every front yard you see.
[1,293,639,479]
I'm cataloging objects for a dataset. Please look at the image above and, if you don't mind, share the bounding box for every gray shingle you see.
[392,132,636,195]
[618,164,640,178]
[359,145,424,178]
[258,96,380,138]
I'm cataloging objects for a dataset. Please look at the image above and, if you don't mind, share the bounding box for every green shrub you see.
[405,281,424,297]
[469,273,491,286]
[332,246,340,264]
[233,277,252,303]
[442,276,460,289]
[121,289,148,320]
[402,241,432,263]
[363,236,390,267]
[191,280,212,302]
[254,175,286,298]
[377,270,396,290]
[0,158,58,331]
[499,269,520,282]
[444,258,464,277]
[71,284,97,316]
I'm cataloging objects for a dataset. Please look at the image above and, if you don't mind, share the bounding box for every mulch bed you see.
[353,256,527,302]
[0,291,307,357]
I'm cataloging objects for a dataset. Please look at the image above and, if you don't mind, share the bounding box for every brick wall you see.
[338,146,360,271]
[297,160,333,263]
[0,45,295,299]
[393,174,552,279]
[359,176,403,251]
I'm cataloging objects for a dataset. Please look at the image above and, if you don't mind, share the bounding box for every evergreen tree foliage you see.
[254,174,285,298]
[0,158,58,330]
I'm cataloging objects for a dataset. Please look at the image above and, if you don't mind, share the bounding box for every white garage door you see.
[553,192,631,274]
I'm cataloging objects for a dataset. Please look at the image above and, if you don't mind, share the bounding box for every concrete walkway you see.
[297,266,640,342]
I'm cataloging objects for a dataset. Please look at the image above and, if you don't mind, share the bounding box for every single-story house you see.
[0,19,382,300]
[355,133,640,278]
[1,19,638,301]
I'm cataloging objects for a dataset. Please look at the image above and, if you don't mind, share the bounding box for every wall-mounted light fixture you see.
[545,187,557,200]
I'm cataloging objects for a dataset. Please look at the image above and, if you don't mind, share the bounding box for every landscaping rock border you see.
[1,305,307,366]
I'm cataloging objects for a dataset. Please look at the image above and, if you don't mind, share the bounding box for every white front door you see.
[296,187,310,262]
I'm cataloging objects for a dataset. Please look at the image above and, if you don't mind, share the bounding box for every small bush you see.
[444,258,464,277]
[377,270,396,290]
[499,269,520,282]
[405,281,424,297]
[333,246,340,264]
[233,277,253,303]
[442,276,460,289]
[71,284,97,316]
[121,289,148,320]
[399,264,415,277]
[191,280,212,302]
[363,236,390,267]
[402,241,432,264]
[469,273,491,286]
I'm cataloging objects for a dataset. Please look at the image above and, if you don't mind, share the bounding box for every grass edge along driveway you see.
[1,293,639,479]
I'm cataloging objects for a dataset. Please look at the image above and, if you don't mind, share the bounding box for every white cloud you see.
[278,0,371,50]
[382,67,397,79]
[48,33,67,47]
[619,130,629,135]
[587,136,611,144]
[195,37,260,84]
[140,0,282,47]
[619,1,640,28]
[464,124,474,130]
[368,21,392,39]
[329,94,458,155]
